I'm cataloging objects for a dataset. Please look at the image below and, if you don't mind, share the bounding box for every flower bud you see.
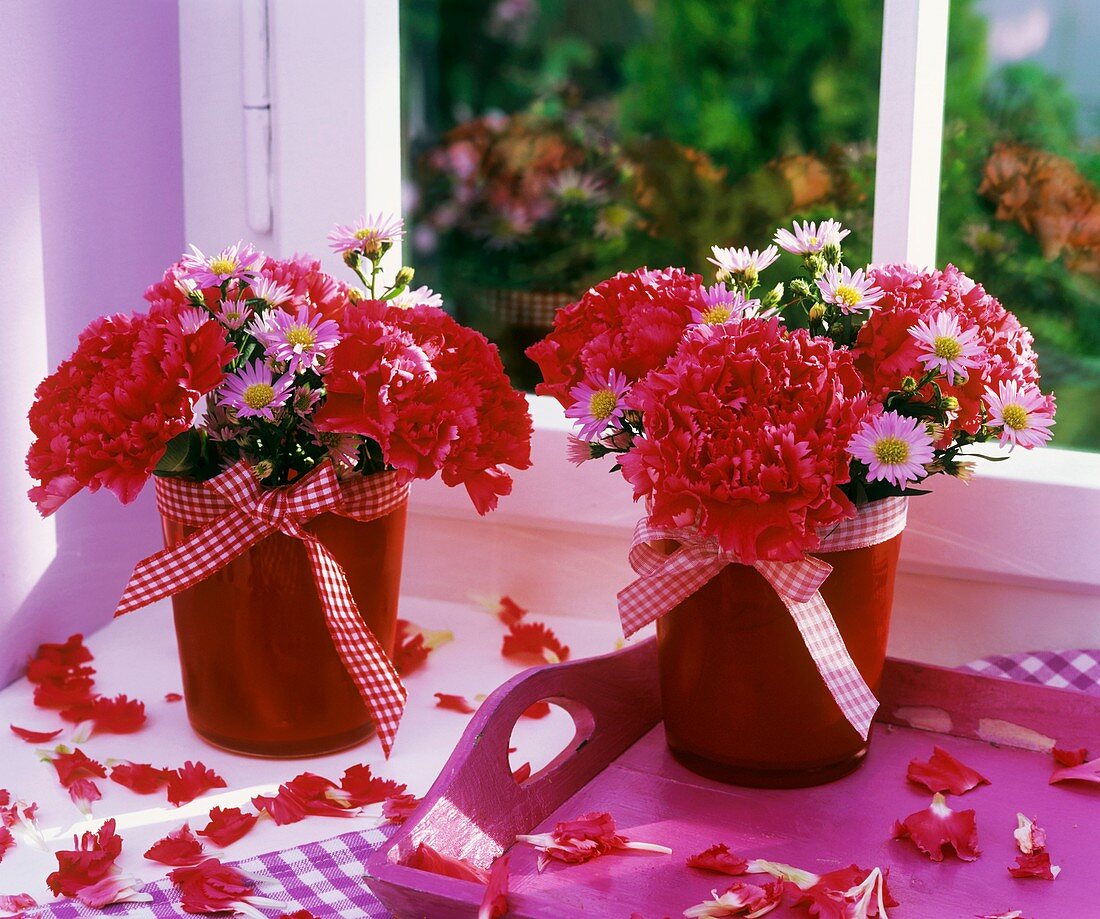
[252,460,274,480]
[342,249,361,269]
[395,266,415,287]
[761,283,784,309]
[942,396,960,411]
[347,287,365,303]
[822,242,842,265]
[715,268,732,284]
[808,303,826,322]
[954,460,976,482]
[901,376,918,393]
[734,267,759,290]
[790,278,811,297]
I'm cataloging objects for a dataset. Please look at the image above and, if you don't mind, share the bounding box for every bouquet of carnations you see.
[26,215,533,517]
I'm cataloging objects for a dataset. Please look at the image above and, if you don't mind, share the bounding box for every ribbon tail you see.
[115,512,268,616]
[783,592,880,740]
[301,537,406,758]
[617,553,727,638]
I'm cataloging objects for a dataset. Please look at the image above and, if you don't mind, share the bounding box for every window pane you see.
[941,0,1100,451]
[401,0,883,388]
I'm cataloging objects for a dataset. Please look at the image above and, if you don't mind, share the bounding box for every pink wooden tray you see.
[364,639,1100,918]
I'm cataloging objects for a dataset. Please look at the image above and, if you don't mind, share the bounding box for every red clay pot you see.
[163,499,407,757]
[657,531,903,787]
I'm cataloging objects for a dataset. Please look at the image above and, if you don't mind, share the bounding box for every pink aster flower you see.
[551,170,607,204]
[218,360,294,420]
[251,305,341,374]
[849,410,935,488]
[816,265,884,314]
[214,301,253,331]
[249,276,294,309]
[909,311,981,380]
[180,242,263,289]
[983,380,1055,449]
[774,218,850,254]
[177,307,211,334]
[690,284,765,326]
[390,285,444,310]
[328,213,405,258]
[708,244,779,275]
[565,371,629,441]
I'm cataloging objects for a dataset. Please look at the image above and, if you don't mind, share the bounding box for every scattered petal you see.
[46,747,106,787]
[169,857,257,914]
[32,675,96,709]
[0,829,12,864]
[511,762,532,784]
[280,913,321,919]
[145,824,205,866]
[523,701,552,719]
[60,694,146,734]
[46,818,123,899]
[283,772,361,818]
[1052,746,1087,767]
[110,762,170,794]
[67,779,102,815]
[1049,755,1100,785]
[683,881,783,918]
[251,789,305,826]
[393,619,454,676]
[31,634,93,669]
[502,621,570,666]
[9,725,63,744]
[891,793,981,861]
[404,841,489,884]
[1008,852,1060,880]
[516,811,671,870]
[435,693,476,714]
[686,843,748,876]
[494,596,528,627]
[75,874,152,909]
[0,894,37,917]
[198,807,259,847]
[478,855,509,919]
[383,793,421,824]
[337,763,407,808]
[744,860,821,889]
[907,746,990,795]
[165,692,184,703]
[166,761,227,807]
[1013,814,1047,855]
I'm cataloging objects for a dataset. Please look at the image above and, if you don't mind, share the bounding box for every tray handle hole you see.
[508,698,595,786]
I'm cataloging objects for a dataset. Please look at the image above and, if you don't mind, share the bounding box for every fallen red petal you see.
[165,692,183,703]
[393,621,430,676]
[165,761,227,807]
[279,912,321,919]
[32,675,96,710]
[495,596,528,627]
[338,763,407,808]
[198,807,258,847]
[49,748,107,787]
[501,621,570,666]
[1049,755,1100,785]
[110,762,170,794]
[46,818,123,898]
[68,779,102,814]
[405,841,489,884]
[1052,746,1087,767]
[685,843,748,876]
[284,771,361,818]
[169,857,255,913]
[383,793,421,824]
[251,787,307,826]
[907,746,990,795]
[0,893,36,914]
[60,694,146,734]
[1008,851,1060,880]
[31,634,93,668]
[145,824,205,866]
[683,880,784,918]
[790,864,899,917]
[0,828,13,864]
[9,724,63,744]
[891,793,981,862]
[522,701,551,719]
[479,855,509,919]
[435,693,476,714]
[516,811,672,868]
[512,762,532,784]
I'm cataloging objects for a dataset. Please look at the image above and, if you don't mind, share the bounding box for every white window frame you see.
[178,0,1100,636]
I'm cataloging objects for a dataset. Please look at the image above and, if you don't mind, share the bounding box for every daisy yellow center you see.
[834,284,861,309]
[285,325,316,348]
[354,227,378,240]
[588,389,618,421]
[808,236,819,246]
[209,257,237,275]
[1002,403,1029,430]
[933,335,963,360]
[873,436,910,466]
[702,305,733,324]
[243,383,275,410]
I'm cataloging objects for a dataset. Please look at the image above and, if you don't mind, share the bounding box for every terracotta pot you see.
[163,495,408,757]
[656,531,903,788]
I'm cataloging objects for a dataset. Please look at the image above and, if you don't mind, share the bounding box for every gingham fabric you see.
[30,826,396,918]
[617,497,909,740]
[116,462,410,757]
[963,649,1100,695]
[485,288,574,328]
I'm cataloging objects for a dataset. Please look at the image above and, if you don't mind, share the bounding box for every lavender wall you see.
[0,1,185,686]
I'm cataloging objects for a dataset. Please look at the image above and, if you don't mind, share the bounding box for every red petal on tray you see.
[165,761,227,807]
[1049,754,1100,785]
[511,762,532,784]
[0,827,13,864]
[165,692,183,703]
[683,880,783,918]
[435,693,476,714]
[9,725,63,744]
[169,857,256,914]
[68,779,102,816]
[46,818,123,898]
[501,621,570,666]
[1052,746,1087,767]
[906,746,990,795]
[1008,851,1060,880]
[336,763,407,807]
[686,843,748,876]
[60,694,146,734]
[478,855,510,919]
[891,793,981,862]
[522,701,552,719]
[110,762,169,794]
[405,841,489,884]
[145,824,205,866]
[198,807,259,847]
[747,860,897,916]
[516,811,671,871]
[1013,813,1047,855]
[382,793,421,824]
[494,596,528,627]
[47,747,107,787]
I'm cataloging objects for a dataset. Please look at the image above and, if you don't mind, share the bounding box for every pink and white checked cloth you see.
[617,497,908,739]
[116,461,410,756]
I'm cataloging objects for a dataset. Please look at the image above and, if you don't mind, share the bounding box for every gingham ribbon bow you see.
[617,497,908,740]
[116,461,409,756]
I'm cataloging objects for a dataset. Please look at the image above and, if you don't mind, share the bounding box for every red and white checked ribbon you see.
[617,497,908,740]
[116,461,411,757]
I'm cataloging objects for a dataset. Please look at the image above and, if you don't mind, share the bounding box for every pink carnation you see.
[621,319,869,562]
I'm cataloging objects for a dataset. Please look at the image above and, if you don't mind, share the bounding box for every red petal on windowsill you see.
[435,693,476,714]
[1008,851,1060,880]
[494,596,528,627]
[393,619,454,676]
[0,893,37,914]
[686,843,748,876]
[0,827,14,865]
[1049,755,1100,785]
[1052,746,1087,767]
[45,818,123,899]
[502,621,570,666]
[168,857,256,914]
[404,841,489,884]
[47,747,107,787]
[164,692,183,703]
[67,779,102,816]
[516,811,671,870]
[907,746,990,795]
[144,824,205,866]
[165,761,227,807]
[336,763,407,808]
[511,762,532,784]
[109,762,170,794]
[197,807,259,847]
[60,694,146,735]
[382,792,421,824]
[891,793,981,862]
[522,701,552,719]
[9,725,63,744]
